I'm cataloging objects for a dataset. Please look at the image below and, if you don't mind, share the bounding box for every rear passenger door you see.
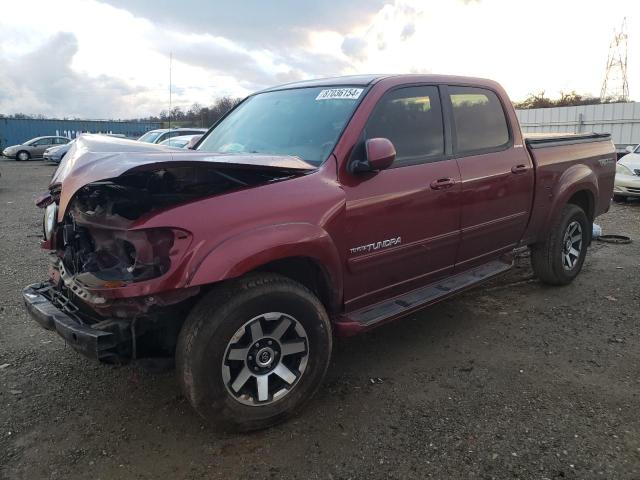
[444,85,534,271]
[342,85,461,310]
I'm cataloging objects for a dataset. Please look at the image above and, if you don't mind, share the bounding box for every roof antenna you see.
[169,52,173,130]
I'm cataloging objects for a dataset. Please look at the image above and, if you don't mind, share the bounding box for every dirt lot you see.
[0,158,639,479]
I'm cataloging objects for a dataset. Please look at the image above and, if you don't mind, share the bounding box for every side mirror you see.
[350,138,396,173]
[625,145,635,153]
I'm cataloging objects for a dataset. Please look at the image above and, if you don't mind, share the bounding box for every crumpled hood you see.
[52,134,315,221]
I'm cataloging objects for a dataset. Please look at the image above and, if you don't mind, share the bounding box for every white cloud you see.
[0,0,638,118]
[337,0,639,101]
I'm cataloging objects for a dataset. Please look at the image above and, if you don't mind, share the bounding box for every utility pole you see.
[169,52,173,130]
[600,18,629,102]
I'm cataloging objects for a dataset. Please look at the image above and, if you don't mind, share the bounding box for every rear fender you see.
[186,223,342,306]
[545,164,597,234]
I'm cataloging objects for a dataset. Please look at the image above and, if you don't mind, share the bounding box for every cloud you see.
[99,0,386,49]
[400,22,416,40]
[0,32,161,118]
[341,36,369,62]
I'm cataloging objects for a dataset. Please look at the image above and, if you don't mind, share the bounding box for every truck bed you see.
[521,132,616,245]
[524,132,613,148]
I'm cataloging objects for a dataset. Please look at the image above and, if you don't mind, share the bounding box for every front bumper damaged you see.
[23,283,132,362]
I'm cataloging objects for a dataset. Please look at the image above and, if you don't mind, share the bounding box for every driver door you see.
[341,85,462,310]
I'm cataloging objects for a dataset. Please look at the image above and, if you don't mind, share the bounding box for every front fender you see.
[186,222,343,304]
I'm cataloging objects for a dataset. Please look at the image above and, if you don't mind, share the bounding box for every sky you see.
[0,0,638,119]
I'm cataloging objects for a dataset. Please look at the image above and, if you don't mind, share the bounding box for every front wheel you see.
[16,151,30,161]
[176,274,332,431]
[531,204,589,285]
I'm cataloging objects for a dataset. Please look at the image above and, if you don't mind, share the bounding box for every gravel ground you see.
[0,158,639,480]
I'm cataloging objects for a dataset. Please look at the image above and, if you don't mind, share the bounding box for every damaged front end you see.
[25,135,314,363]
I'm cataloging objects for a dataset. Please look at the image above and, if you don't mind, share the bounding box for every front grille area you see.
[627,187,640,194]
[35,282,101,326]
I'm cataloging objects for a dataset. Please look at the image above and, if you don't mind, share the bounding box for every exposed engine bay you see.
[53,164,298,289]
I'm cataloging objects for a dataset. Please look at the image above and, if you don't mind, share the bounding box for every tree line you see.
[513,91,624,110]
[0,91,633,121]
[0,96,243,126]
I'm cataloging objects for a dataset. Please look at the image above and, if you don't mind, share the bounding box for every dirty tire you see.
[176,273,332,432]
[531,204,589,286]
[16,150,30,161]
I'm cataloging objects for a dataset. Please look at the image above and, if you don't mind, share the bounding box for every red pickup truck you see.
[24,74,615,431]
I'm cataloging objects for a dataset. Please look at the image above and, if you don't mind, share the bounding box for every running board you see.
[347,260,512,327]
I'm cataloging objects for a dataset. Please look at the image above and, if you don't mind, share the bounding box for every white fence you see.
[516,102,640,152]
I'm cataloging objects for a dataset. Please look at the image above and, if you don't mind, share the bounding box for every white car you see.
[614,145,640,201]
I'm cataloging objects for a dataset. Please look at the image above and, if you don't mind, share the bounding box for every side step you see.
[348,260,512,327]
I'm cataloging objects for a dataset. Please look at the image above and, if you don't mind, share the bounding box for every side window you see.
[364,86,444,167]
[448,86,510,155]
[56,138,69,144]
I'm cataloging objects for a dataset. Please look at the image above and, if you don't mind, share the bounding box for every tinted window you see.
[364,86,444,167]
[449,87,509,154]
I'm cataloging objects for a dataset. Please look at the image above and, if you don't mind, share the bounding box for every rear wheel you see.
[531,204,589,285]
[16,151,30,161]
[176,273,332,431]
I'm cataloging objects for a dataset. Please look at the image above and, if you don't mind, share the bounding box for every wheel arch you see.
[186,223,343,312]
[541,165,598,238]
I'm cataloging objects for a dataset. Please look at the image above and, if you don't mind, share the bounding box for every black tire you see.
[613,194,628,203]
[16,150,30,161]
[176,273,332,432]
[531,204,589,285]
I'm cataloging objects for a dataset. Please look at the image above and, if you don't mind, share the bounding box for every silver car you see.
[159,134,203,149]
[614,145,640,201]
[2,136,71,161]
[137,128,207,144]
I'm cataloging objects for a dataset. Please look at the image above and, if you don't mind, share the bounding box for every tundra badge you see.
[350,237,402,254]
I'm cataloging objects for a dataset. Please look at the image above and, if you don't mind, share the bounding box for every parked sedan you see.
[614,145,640,201]
[137,128,207,144]
[2,136,70,161]
[159,134,203,149]
[44,140,74,164]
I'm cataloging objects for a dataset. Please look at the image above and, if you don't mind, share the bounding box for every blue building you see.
[0,118,161,149]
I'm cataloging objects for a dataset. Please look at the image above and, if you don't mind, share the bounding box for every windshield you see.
[197,86,365,165]
[138,131,163,143]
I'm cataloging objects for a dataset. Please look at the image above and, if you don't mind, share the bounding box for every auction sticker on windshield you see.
[316,88,363,101]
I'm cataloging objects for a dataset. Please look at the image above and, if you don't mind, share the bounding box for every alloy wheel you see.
[222,312,309,406]
[562,220,583,270]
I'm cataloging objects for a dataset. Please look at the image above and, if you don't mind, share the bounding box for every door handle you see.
[430,177,456,190]
[511,164,528,174]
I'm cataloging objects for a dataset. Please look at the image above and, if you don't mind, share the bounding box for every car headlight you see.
[616,163,633,175]
[43,203,58,241]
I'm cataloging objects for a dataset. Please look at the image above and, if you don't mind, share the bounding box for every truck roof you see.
[259,74,502,93]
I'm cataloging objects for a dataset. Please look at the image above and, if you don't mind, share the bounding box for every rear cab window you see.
[362,85,445,167]
[447,86,510,155]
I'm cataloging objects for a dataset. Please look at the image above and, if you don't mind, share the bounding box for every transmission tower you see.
[600,18,629,102]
